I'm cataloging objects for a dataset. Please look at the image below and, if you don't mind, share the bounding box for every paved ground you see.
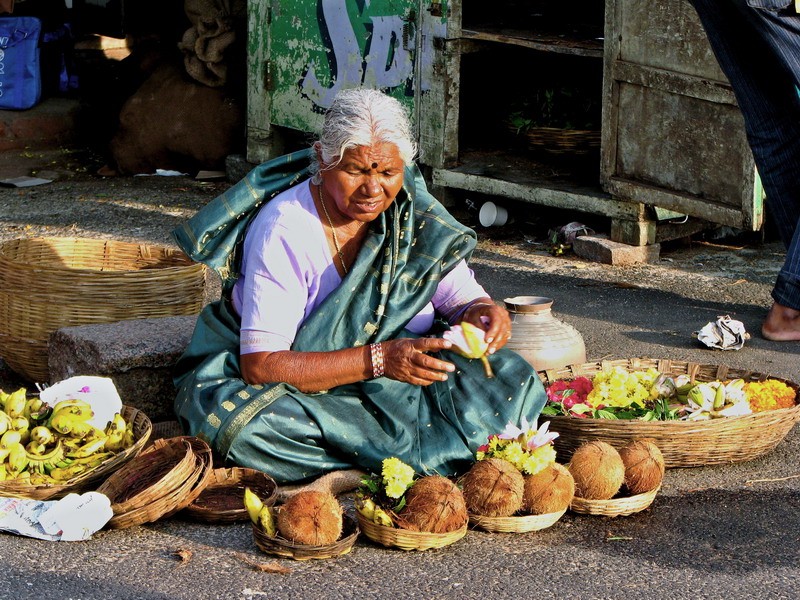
[0,148,798,600]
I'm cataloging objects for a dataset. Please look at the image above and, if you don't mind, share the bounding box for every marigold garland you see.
[745,380,796,412]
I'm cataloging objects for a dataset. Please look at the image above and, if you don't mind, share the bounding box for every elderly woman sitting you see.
[172,88,547,484]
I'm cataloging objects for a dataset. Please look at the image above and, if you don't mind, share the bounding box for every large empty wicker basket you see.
[0,237,206,382]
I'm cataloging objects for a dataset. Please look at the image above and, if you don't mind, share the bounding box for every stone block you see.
[573,235,660,266]
[48,316,197,423]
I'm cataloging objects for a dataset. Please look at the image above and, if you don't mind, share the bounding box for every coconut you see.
[398,475,468,533]
[461,458,525,517]
[521,462,575,515]
[568,441,625,500]
[275,490,343,545]
[618,438,665,495]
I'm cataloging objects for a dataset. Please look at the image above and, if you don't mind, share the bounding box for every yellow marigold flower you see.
[745,379,797,413]
[381,457,415,499]
[519,445,556,475]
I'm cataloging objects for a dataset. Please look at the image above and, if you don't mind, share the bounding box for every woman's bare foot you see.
[762,302,800,341]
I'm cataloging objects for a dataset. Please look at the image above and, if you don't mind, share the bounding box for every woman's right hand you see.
[381,337,456,386]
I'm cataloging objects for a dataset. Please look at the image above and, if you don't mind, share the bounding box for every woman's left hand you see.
[460,298,513,355]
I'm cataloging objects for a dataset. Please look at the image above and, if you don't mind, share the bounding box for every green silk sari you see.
[172,149,546,484]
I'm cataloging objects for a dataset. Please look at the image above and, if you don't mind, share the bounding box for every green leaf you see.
[541,405,561,416]
[595,409,618,419]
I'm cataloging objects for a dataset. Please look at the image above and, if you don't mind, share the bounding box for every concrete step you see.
[0,97,81,153]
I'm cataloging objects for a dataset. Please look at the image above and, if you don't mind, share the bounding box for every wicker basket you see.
[0,405,151,501]
[252,513,359,560]
[469,508,566,533]
[526,127,600,156]
[0,237,206,382]
[539,358,800,468]
[570,486,660,517]
[183,467,277,524]
[356,513,468,551]
[97,436,212,529]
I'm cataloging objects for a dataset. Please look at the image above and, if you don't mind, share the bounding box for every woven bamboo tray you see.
[0,405,151,501]
[97,436,212,529]
[526,127,600,156]
[183,467,277,524]
[469,508,566,533]
[252,513,359,560]
[153,436,215,519]
[0,237,205,382]
[356,513,468,551]
[539,358,800,468]
[570,486,660,517]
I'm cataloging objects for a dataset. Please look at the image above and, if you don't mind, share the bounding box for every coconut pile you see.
[461,457,576,518]
[569,439,665,500]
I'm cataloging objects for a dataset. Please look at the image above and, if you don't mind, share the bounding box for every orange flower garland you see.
[745,380,796,412]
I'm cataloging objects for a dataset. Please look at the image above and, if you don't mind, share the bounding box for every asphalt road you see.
[0,164,798,600]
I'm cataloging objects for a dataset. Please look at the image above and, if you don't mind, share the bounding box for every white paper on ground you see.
[39,376,123,429]
[694,315,750,350]
[0,492,112,541]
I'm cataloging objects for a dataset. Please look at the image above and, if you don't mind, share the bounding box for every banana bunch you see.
[244,487,277,536]
[0,387,138,484]
[682,379,752,420]
[354,492,394,527]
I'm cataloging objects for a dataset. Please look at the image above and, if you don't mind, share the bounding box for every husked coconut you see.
[399,475,468,533]
[568,441,625,500]
[461,458,525,517]
[619,438,665,494]
[276,490,343,545]
[522,462,575,514]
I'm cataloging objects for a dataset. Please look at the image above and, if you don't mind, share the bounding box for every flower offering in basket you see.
[462,418,573,532]
[539,358,800,468]
[542,366,798,422]
[355,458,468,550]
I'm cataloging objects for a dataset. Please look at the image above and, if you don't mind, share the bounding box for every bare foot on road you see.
[762,302,800,341]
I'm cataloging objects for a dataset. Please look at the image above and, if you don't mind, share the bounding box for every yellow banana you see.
[3,388,27,418]
[257,505,277,537]
[22,397,42,421]
[26,439,66,475]
[0,411,12,436]
[372,506,394,527]
[0,430,22,448]
[52,398,94,415]
[354,495,376,521]
[66,436,107,459]
[105,413,127,435]
[49,463,88,481]
[30,426,54,446]
[25,441,46,456]
[104,432,125,452]
[121,429,135,449]
[7,442,29,474]
[0,464,7,481]
[243,487,264,524]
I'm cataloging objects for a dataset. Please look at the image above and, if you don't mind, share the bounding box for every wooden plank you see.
[432,167,645,221]
[612,60,737,106]
[606,177,756,230]
[460,28,603,58]
[245,0,273,163]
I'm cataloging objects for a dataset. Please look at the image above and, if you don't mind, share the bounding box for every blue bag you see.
[0,16,42,110]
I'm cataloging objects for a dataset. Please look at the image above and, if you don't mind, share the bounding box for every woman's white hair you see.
[309,88,417,184]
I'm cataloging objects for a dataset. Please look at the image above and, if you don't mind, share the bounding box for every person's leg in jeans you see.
[690,0,800,340]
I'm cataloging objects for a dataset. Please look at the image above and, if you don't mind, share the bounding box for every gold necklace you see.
[318,185,348,274]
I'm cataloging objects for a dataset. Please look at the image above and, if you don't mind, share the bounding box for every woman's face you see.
[321,142,405,223]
